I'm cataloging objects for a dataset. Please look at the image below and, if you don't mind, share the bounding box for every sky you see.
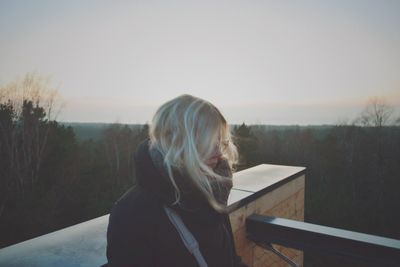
[1,0,399,125]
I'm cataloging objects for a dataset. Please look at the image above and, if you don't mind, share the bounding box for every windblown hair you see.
[149,94,238,212]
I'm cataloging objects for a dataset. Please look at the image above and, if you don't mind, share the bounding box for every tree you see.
[103,124,136,190]
[354,97,398,232]
[356,97,395,127]
[233,123,259,168]
[0,73,62,227]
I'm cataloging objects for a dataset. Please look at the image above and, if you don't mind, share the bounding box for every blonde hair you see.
[149,94,238,212]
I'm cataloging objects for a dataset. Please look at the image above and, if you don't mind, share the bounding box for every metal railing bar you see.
[246,214,400,267]
[252,240,300,267]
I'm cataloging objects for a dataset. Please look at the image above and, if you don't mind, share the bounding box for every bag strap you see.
[163,205,208,267]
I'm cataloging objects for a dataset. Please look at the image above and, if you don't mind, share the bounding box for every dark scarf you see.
[148,143,233,209]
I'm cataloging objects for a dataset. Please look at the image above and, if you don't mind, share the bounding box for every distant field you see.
[61,122,111,141]
[62,122,143,141]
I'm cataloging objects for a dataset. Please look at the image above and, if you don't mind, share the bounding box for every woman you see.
[106,94,247,267]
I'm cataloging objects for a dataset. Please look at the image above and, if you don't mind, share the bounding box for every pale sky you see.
[1,0,399,124]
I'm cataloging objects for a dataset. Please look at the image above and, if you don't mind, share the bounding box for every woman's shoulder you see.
[106,186,164,266]
[108,185,161,228]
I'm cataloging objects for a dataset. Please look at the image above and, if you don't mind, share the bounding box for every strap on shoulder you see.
[163,205,208,267]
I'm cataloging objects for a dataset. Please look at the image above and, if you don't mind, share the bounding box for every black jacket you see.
[106,140,246,267]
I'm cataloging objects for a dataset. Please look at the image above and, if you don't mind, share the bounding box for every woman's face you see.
[205,147,222,169]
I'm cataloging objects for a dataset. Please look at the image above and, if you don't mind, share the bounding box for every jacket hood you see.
[134,139,178,206]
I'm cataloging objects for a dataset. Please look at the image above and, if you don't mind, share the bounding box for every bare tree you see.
[103,124,138,192]
[356,97,395,127]
[0,73,61,120]
[0,73,62,218]
[354,96,398,230]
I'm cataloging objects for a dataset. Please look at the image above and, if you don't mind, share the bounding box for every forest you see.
[1,75,399,266]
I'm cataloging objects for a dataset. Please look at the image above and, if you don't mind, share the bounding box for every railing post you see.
[227,164,306,267]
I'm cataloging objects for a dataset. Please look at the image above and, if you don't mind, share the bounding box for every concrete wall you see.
[0,215,109,267]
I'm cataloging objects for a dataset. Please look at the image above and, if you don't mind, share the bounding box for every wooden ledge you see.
[227,164,305,213]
